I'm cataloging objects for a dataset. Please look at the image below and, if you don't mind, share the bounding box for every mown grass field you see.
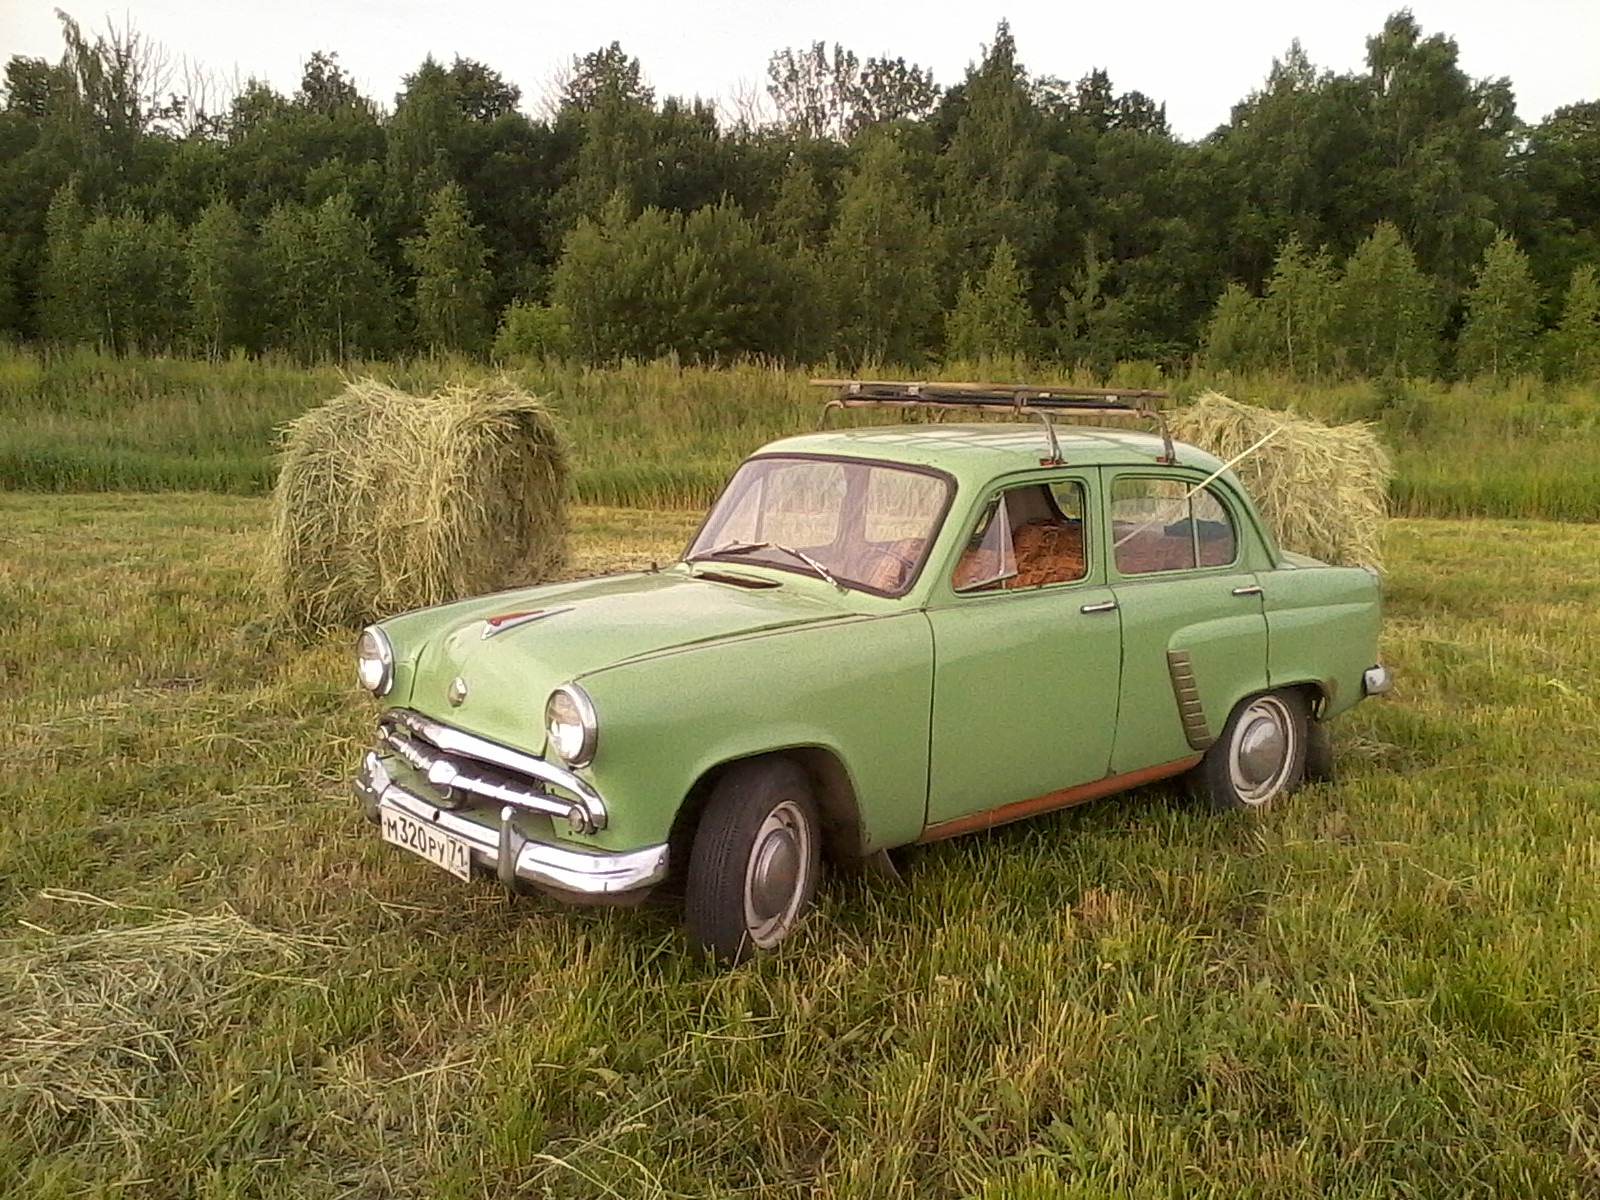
[4,491,1599,1198]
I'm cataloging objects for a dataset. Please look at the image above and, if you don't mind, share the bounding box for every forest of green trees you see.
[2,10,1597,379]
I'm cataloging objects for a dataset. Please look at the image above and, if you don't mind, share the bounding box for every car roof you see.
[755,423,1232,483]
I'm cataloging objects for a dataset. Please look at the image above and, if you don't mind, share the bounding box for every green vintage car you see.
[352,383,1390,963]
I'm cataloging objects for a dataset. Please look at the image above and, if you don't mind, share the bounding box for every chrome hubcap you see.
[743,800,811,947]
[1238,718,1286,786]
[1229,696,1294,805]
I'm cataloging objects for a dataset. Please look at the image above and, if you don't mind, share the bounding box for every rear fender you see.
[1262,566,1383,719]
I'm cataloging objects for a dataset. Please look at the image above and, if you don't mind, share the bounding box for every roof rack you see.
[810,379,1176,465]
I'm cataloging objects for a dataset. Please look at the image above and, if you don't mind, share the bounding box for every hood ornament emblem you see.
[447,676,469,707]
[481,606,573,639]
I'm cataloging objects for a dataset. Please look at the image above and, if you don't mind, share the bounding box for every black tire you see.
[684,758,822,965]
[1191,689,1308,812]
[1305,719,1336,783]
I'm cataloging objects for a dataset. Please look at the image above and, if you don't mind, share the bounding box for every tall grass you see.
[1194,372,1600,522]
[0,350,819,508]
[3,347,1598,519]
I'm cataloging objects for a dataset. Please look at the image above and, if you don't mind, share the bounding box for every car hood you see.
[398,568,853,749]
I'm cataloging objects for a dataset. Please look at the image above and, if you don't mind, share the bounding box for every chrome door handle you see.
[1080,600,1118,614]
[1231,585,1263,597]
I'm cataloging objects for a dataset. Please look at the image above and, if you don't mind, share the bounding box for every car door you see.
[924,474,1122,831]
[1102,470,1268,774]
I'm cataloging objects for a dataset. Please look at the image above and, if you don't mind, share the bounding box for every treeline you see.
[2,11,1597,377]
[1206,228,1600,382]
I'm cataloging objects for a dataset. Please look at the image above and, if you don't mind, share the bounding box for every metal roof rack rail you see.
[810,378,1176,464]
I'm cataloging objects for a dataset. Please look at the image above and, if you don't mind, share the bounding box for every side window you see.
[953,481,1089,592]
[1111,476,1238,575]
[1191,487,1238,566]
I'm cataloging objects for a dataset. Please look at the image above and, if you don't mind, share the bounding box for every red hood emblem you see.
[480,606,571,639]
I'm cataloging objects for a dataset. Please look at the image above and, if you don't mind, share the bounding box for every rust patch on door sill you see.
[916,755,1203,843]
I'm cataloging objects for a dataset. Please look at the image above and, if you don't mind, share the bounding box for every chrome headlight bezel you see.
[356,626,394,697]
[544,684,598,768]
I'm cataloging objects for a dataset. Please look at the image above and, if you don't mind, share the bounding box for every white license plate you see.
[380,805,473,881]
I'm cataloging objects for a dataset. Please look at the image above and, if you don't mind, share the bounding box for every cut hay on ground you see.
[267,378,569,634]
[0,899,315,1159]
[1168,390,1391,570]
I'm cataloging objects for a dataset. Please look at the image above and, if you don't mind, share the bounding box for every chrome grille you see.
[376,709,607,833]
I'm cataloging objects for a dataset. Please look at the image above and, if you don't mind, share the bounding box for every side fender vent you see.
[1167,651,1213,751]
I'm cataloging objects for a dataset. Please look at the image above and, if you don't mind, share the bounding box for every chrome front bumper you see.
[354,752,669,897]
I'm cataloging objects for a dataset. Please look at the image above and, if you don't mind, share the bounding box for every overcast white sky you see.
[1,1,1595,140]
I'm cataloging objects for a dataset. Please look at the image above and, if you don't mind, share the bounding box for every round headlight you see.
[356,626,394,697]
[544,684,597,768]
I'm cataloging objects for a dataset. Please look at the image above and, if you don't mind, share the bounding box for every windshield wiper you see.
[686,540,767,562]
[687,541,846,590]
[765,543,845,589]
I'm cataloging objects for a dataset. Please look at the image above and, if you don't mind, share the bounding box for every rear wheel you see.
[685,758,821,965]
[1305,719,1336,783]
[1192,690,1308,812]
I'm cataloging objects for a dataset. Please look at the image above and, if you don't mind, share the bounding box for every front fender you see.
[570,612,935,854]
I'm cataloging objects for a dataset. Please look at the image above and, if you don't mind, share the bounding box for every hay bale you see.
[1167,390,1391,570]
[268,378,569,634]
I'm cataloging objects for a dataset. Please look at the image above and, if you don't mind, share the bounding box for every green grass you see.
[3,493,1599,1196]
[3,348,1600,519]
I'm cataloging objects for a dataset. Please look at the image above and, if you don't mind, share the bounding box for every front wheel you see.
[685,758,822,965]
[1191,690,1308,812]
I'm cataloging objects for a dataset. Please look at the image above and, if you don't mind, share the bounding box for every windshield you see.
[686,456,951,595]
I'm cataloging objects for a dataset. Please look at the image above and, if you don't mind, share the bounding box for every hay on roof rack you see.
[1168,390,1390,570]
[267,378,569,635]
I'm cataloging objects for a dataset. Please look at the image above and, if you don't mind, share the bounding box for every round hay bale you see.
[1167,390,1391,570]
[267,378,569,635]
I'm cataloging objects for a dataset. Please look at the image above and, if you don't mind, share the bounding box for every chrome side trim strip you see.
[381,708,606,831]
[1167,650,1213,750]
[374,775,669,896]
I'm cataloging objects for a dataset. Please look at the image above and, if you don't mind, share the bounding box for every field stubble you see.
[2,494,1599,1198]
